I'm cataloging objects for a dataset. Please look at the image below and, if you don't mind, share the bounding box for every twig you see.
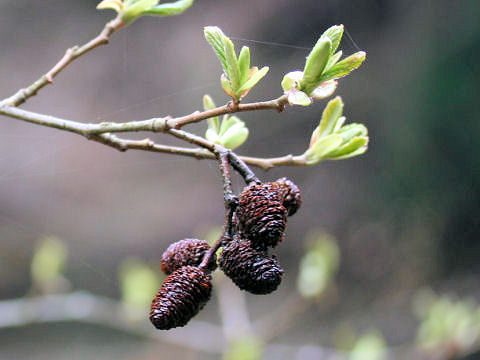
[2,16,124,107]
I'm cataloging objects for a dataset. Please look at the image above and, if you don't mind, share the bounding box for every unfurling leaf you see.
[122,0,159,23]
[281,71,304,92]
[203,95,219,133]
[304,97,369,164]
[144,0,195,17]
[237,66,269,93]
[97,0,124,12]
[287,89,312,106]
[322,25,344,55]
[320,51,366,83]
[204,26,268,101]
[300,36,331,94]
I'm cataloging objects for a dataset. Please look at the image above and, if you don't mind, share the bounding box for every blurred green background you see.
[0,0,479,359]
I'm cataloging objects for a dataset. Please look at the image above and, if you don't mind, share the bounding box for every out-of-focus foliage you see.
[297,231,340,298]
[31,236,68,292]
[349,332,387,360]
[414,289,480,353]
[223,336,263,360]
[119,258,160,308]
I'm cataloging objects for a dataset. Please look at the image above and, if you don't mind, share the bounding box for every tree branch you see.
[1,16,125,107]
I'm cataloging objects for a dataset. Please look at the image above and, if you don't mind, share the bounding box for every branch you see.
[1,16,125,107]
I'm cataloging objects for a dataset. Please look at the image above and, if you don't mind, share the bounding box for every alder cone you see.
[219,240,283,295]
[149,266,212,330]
[236,183,288,249]
[161,238,216,275]
[275,177,302,216]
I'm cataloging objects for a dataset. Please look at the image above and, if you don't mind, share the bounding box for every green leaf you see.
[220,123,249,149]
[31,236,68,286]
[300,36,331,94]
[336,123,368,140]
[119,258,159,308]
[287,90,312,106]
[144,0,195,16]
[203,95,219,133]
[237,46,251,84]
[326,136,369,159]
[281,71,303,92]
[305,134,343,165]
[122,0,159,23]
[206,128,221,143]
[318,96,344,138]
[329,143,368,160]
[96,0,123,12]
[322,25,344,54]
[223,36,241,93]
[324,50,343,72]
[221,73,234,97]
[320,51,366,82]
[310,79,337,100]
[237,66,269,93]
[204,27,229,72]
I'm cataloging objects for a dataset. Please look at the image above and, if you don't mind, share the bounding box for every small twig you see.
[3,16,124,107]
[228,151,261,185]
[173,95,289,129]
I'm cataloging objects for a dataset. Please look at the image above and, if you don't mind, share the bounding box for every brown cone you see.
[236,183,287,249]
[275,177,302,216]
[149,266,212,330]
[219,239,283,295]
[161,238,216,275]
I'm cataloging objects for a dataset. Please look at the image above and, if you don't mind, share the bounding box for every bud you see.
[275,178,302,216]
[149,266,212,330]
[236,183,287,249]
[160,238,216,275]
[219,239,283,294]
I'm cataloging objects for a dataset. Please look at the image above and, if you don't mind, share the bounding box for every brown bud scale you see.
[219,239,283,295]
[161,238,216,275]
[149,266,212,330]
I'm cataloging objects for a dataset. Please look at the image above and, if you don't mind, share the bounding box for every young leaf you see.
[300,36,331,94]
[310,79,337,100]
[237,46,251,84]
[203,95,219,133]
[305,134,343,164]
[322,25,344,55]
[318,96,344,137]
[97,0,123,12]
[221,122,249,149]
[324,50,343,72]
[326,136,369,159]
[221,73,234,97]
[237,66,269,93]
[287,89,312,106]
[328,140,368,160]
[122,0,159,23]
[320,51,366,83]
[204,27,229,72]
[144,0,195,16]
[223,36,241,92]
[31,236,68,286]
[281,71,303,92]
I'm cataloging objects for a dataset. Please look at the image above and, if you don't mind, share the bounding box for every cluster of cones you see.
[149,178,302,330]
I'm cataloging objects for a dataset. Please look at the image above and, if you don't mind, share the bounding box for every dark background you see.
[0,0,479,359]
